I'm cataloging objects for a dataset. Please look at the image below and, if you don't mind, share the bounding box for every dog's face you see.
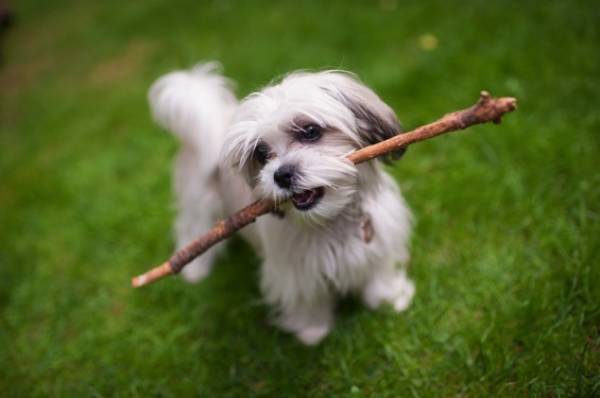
[223,71,402,223]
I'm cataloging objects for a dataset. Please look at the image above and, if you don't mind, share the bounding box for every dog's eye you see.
[254,142,271,166]
[297,124,323,143]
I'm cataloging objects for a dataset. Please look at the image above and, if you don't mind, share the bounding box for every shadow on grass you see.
[130,236,393,394]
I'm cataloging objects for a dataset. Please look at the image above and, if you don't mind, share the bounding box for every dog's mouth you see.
[291,187,324,211]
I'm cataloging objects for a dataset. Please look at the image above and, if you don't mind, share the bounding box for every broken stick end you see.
[131,261,174,288]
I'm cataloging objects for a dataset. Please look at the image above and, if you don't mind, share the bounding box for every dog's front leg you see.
[261,258,335,345]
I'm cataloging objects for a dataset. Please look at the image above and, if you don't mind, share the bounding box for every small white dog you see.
[149,63,415,345]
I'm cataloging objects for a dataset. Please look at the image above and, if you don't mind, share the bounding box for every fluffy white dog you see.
[149,63,415,345]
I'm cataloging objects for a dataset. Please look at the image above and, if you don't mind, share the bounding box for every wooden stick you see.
[131,199,274,287]
[132,91,517,288]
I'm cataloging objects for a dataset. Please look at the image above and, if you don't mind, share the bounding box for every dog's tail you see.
[148,62,238,179]
[148,63,238,283]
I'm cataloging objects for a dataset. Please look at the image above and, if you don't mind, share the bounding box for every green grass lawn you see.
[1,0,599,396]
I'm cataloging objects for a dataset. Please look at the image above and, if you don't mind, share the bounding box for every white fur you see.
[149,63,415,345]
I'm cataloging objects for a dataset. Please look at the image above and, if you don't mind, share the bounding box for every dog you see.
[148,63,415,345]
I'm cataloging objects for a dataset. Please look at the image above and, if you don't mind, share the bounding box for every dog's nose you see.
[274,164,295,189]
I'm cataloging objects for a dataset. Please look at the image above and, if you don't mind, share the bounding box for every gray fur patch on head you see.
[342,95,406,163]
[321,74,406,163]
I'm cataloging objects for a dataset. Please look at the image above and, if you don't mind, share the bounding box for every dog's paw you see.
[295,324,331,346]
[273,305,333,346]
[363,271,415,312]
[391,278,415,312]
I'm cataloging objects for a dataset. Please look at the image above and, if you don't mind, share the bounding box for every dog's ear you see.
[322,72,406,162]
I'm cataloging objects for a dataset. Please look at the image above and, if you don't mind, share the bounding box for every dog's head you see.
[223,71,403,223]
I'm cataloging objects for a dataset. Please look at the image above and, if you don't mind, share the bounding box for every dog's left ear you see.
[322,72,406,162]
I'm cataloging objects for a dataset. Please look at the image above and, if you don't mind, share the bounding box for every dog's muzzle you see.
[274,164,324,211]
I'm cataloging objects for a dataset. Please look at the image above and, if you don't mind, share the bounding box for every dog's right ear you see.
[321,72,406,162]
[221,118,265,189]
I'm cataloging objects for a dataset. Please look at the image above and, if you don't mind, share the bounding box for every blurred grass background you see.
[1,0,599,396]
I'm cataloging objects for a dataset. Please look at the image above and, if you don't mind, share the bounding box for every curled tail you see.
[148,62,238,178]
[148,62,238,282]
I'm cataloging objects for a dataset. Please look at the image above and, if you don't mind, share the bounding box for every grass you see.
[1,0,599,396]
